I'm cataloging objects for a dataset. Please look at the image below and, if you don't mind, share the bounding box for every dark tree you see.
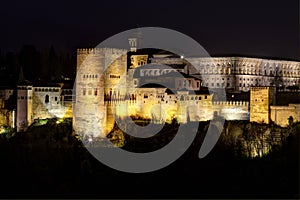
[48,45,61,81]
[19,45,41,82]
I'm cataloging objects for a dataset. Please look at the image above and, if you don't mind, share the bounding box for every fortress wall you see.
[32,90,61,119]
[0,108,12,127]
[32,91,73,120]
[271,104,300,127]
[211,101,249,120]
[107,98,250,125]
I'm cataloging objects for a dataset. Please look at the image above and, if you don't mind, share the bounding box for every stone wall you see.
[271,104,300,127]
[32,91,73,120]
[0,97,14,128]
[106,90,249,126]
[0,108,13,127]
[212,101,249,120]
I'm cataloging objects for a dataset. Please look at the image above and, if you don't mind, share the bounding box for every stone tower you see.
[74,48,127,138]
[250,86,276,124]
[16,67,33,132]
[128,28,142,52]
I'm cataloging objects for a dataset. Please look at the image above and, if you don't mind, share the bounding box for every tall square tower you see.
[250,86,276,124]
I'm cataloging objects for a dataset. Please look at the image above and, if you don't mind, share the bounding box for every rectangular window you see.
[88,89,92,95]
[94,89,98,96]
[83,88,86,96]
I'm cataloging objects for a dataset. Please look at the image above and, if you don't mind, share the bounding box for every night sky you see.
[0,0,299,60]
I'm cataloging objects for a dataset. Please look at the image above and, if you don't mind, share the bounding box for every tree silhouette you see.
[19,45,41,83]
[288,116,294,127]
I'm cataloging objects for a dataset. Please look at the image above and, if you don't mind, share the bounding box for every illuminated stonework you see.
[152,57,300,91]
[0,99,13,128]
[130,55,148,69]
[16,84,73,132]
[7,47,299,133]
[74,48,127,137]
[71,46,300,137]
[270,104,300,127]
[250,87,276,124]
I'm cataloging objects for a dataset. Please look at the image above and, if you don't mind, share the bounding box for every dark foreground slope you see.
[0,119,299,199]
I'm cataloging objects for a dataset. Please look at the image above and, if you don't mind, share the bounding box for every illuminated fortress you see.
[72,40,300,137]
[1,38,299,135]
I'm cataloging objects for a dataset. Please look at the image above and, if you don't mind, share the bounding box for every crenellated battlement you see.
[250,86,275,91]
[212,101,249,106]
[77,48,127,55]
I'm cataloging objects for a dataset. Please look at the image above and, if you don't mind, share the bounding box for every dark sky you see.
[0,0,299,60]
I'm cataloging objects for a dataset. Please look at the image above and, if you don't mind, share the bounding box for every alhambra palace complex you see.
[0,37,300,137]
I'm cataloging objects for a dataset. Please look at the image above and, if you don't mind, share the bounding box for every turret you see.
[16,66,33,132]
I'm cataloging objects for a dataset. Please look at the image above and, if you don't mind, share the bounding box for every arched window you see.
[45,95,49,103]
